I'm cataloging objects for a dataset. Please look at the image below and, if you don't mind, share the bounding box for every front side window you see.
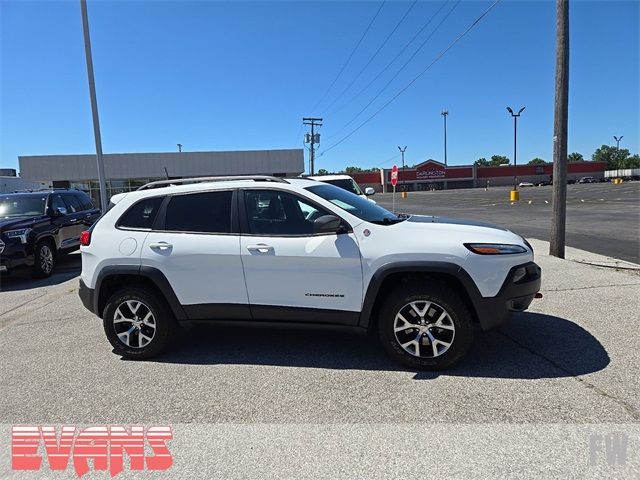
[244,190,333,235]
[0,194,47,218]
[50,194,67,214]
[118,196,164,229]
[63,194,83,213]
[164,191,232,233]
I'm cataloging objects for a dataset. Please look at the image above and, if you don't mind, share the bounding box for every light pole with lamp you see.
[398,146,407,192]
[507,106,525,192]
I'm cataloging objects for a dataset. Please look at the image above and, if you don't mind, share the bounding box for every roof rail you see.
[136,175,289,191]
[11,187,71,193]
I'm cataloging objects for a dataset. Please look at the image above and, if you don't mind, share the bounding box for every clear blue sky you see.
[1,0,638,173]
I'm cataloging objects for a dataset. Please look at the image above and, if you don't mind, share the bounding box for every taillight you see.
[80,230,91,246]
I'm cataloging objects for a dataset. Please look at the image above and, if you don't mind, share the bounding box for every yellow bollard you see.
[401,191,408,199]
[510,190,519,202]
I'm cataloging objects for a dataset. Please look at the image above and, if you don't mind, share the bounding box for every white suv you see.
[78,176,541,370]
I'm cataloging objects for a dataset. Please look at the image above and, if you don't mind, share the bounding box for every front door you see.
[239,188,363,325]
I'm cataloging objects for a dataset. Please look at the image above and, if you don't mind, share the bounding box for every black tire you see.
[378,281,474,370]
[102,287,176,359]
[32,240,56,278]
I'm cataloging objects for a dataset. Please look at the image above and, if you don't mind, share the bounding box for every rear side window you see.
[63,194,83,213]
[164,191,232,233]
[118,196,164,229]
[76,193,94,211]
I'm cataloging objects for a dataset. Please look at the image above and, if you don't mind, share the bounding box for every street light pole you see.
[80,0,108,212]
[441,110,448,167]
[177,143,183,153]
[613,135,623,150]
[398,146,407,190]
[506,106,525,190]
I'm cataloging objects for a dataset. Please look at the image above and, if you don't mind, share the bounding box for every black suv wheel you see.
[378,282,474,370]
[103,287,176,359]
[32,240,55,278]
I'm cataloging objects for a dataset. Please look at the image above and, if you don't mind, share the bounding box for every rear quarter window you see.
[117,196,165,229]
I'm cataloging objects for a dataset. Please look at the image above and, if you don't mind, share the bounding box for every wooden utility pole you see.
[550,0,569,258]
[303,117,323,175]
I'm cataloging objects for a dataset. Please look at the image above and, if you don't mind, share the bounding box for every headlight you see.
[5,228,31,244]
[464,243,527,255]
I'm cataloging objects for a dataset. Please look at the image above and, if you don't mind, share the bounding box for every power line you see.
[326,0,461,142]
[322,0,418,115]
[309,1,386,114]
[327,0,450,118]
[320,0,502,157]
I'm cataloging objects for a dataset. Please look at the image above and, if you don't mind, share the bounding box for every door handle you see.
[149,242,173,250]
[246,244,274,253]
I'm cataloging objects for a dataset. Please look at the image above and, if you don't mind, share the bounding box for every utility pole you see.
[177,143,183,152]
[303,117,323,175]
[80,0,108,212]
[613,135,623,150]
[550,0,570,258]
[506,106,525,190]
[441,110,448,167]
[398,146,407,189]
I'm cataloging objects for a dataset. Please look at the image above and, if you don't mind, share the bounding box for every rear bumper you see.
[78,279,96,315]
[474,262,541,330]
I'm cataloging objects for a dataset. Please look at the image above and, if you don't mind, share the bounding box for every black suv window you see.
[63,194,83,213]
[118,196,164,229]
[164,191,232,233]
[244,190,332,236]
[76,193,94,211]
[50,194,67,214]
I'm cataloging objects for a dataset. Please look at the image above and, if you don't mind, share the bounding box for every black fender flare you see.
[357,261,484,329]
[94,265,187,320]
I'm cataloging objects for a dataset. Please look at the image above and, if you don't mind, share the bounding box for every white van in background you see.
[307,174,376,202]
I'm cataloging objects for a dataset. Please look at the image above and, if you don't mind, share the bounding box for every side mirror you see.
[313,215,342,234]
[54,206,68,216]
[364,187,375,196]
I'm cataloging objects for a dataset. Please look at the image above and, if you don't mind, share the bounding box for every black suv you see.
[0,189,100,277]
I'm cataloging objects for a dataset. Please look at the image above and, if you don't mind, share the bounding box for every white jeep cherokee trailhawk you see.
[79,176,541,370]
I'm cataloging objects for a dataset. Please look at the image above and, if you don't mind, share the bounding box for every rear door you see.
[61,193,87,247]
[140,189,249,319]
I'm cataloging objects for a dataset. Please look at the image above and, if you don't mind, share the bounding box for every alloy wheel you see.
[113,300,157,348]
[393,300,456,358]
[40,245,54,274]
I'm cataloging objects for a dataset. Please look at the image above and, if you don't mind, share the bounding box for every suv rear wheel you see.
[32,240,55,278]
[103,287,176,359]
[378,282,474,370]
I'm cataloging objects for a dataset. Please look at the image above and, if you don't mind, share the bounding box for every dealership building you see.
[18,149,304,207]
[351,159,608,192]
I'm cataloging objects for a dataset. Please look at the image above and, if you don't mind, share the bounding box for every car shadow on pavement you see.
[153,312,609,380]
[0,252,81,292]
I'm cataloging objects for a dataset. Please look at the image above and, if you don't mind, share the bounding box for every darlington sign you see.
[416,169,445,179]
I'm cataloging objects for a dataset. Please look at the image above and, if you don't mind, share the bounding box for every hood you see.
[0,215,45,232]
[406,215,508,231]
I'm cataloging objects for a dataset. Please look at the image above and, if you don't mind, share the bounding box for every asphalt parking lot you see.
[1,234,639,477]
[375,182,640,264]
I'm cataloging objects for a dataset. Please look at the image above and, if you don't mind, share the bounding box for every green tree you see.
[344,166,363,174]
[567,152,584,163]
[592,144,629,169]
[474,157,489,166]
[621,154,640,169]
[528,158,546,165]
[490,155,510,166]
[316,168,330,175]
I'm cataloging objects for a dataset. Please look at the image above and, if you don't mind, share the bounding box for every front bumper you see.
[0,241,34,273]
[78,279,96,315]
[474,261,541,330]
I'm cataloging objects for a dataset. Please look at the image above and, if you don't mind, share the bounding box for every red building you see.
[350,159,607,192]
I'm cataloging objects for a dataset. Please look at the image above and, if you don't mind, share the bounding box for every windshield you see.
[306,184,404,224]
[323,178,363,196]
[0,194,47,218]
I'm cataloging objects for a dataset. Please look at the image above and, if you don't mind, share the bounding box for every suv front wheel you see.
[378,282,474,370]
[103,287,176,359]
[32,240,55,278]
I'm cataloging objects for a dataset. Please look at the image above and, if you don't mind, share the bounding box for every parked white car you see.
[308,174,376,202]
[78,176,540,370]
[518,182,535,188]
